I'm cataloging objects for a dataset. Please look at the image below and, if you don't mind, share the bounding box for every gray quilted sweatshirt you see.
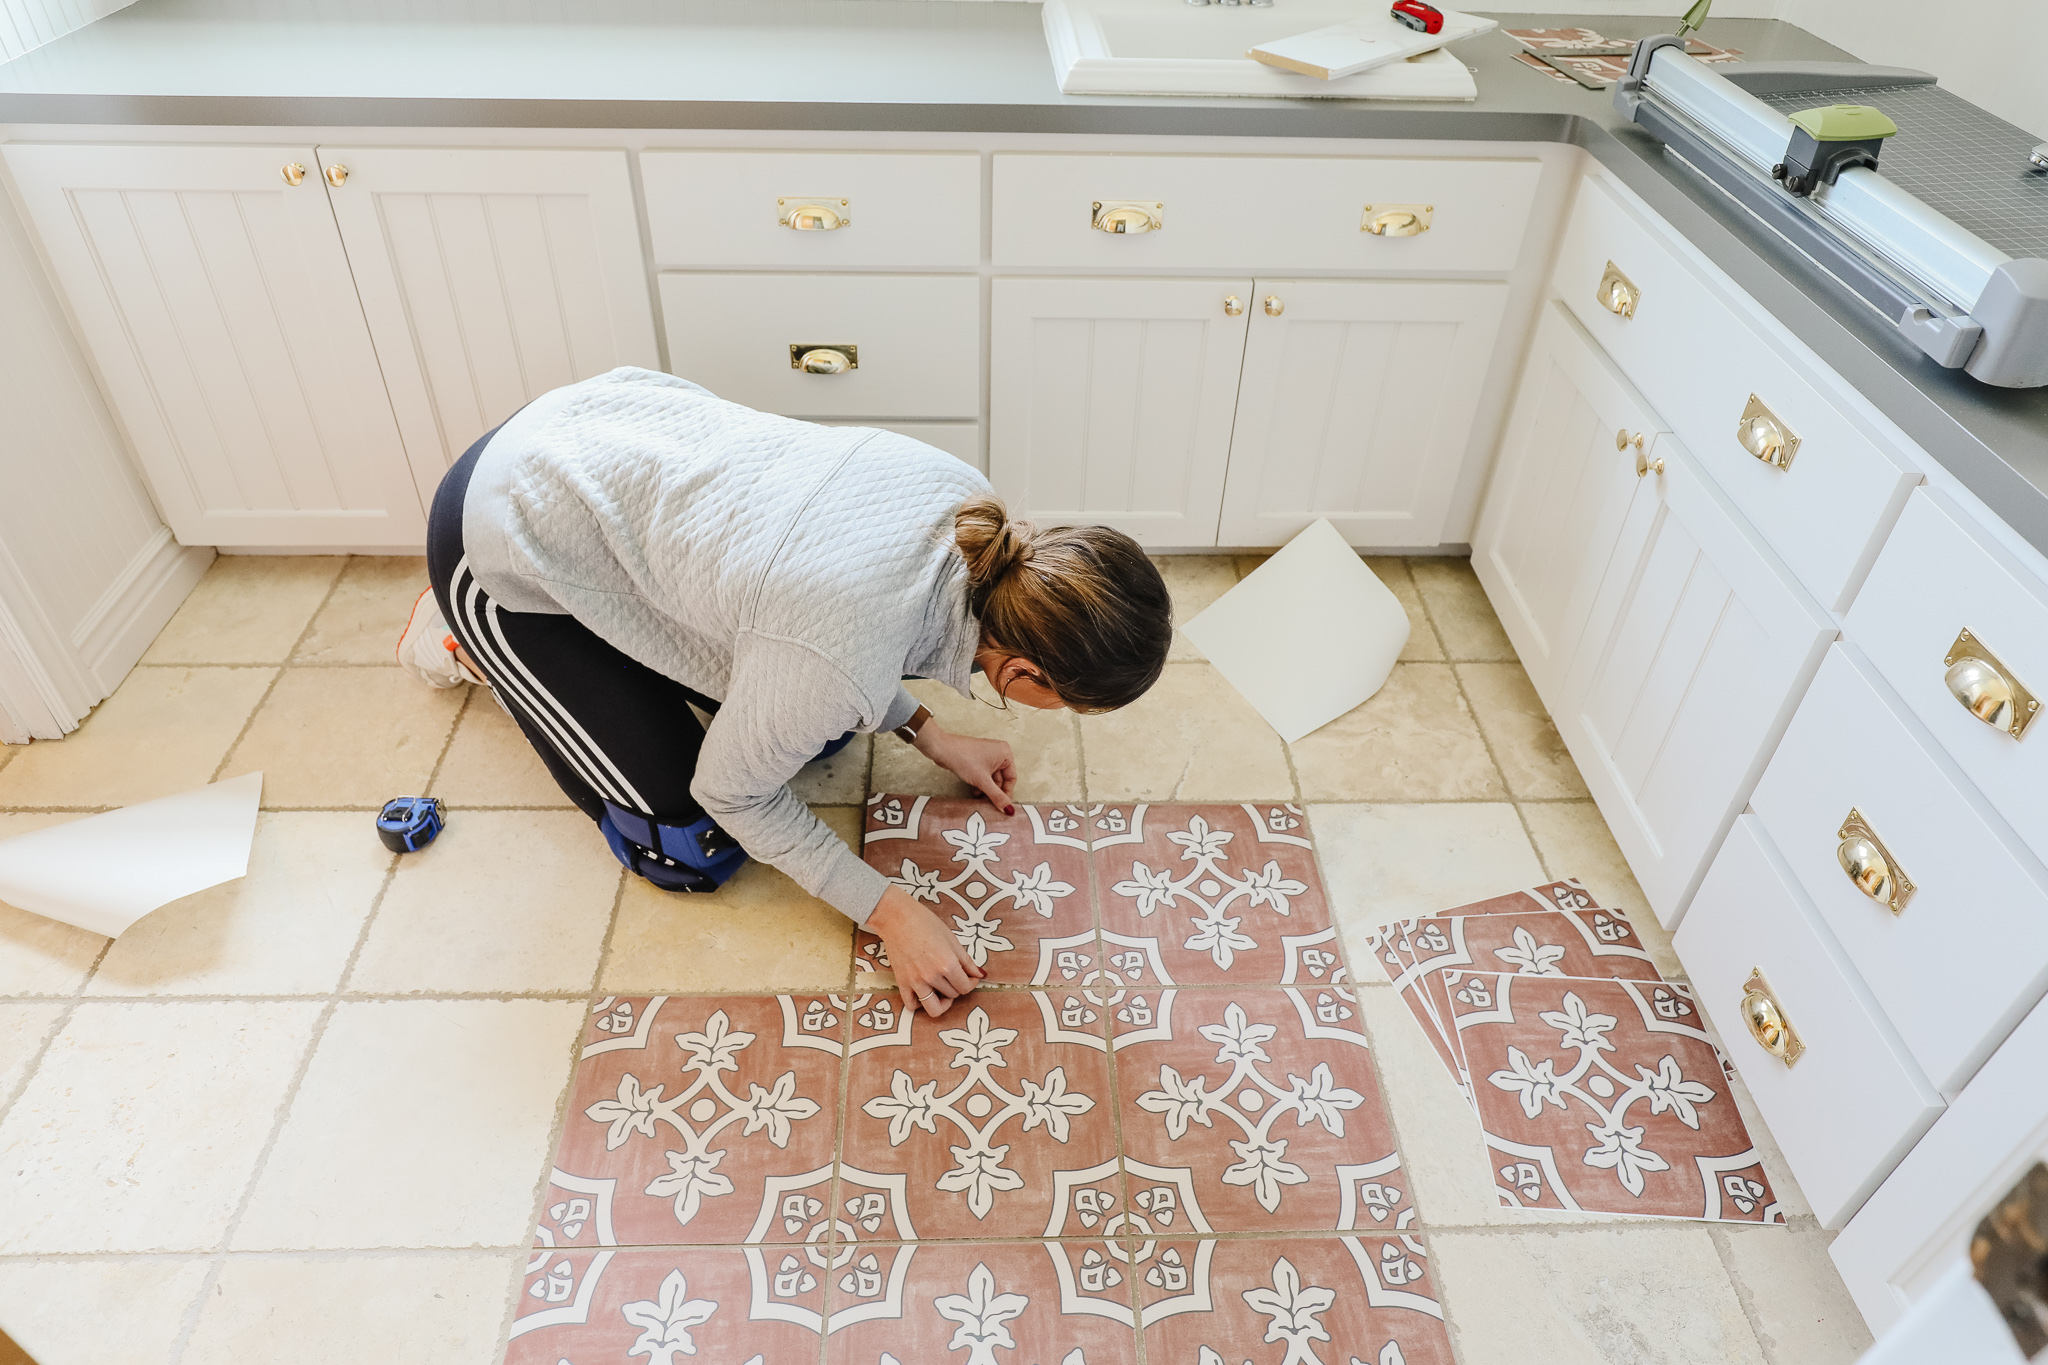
[460,367,987,924]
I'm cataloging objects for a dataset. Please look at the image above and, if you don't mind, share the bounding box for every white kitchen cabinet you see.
[1,143,427,547]
[1472,302,1663,699]
[1217,278,1507,548]
[318,146,659,504]
[989,276,1250,546]
[1558,442,1835,925]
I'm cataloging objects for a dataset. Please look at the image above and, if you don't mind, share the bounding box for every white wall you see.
[1,0,138,62]
[1781,0,2048,138]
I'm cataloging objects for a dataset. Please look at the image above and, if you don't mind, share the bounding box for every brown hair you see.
[953,494,1171,713]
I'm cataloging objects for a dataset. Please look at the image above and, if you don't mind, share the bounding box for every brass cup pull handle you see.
[791,346,856,375]
[1943,629,2041,739]
[1223,295,1244,317]
[1361,203,1433,236]
[1740,967,1804,1066]
[324,164,348,187]
[1596,260,1640,319]
[281,162,307,186]
[1264,295,1285,317]
[1837,808,1914,914]
[1091,200,1163,234]
[1635,450,1664,478]
[1737,394,1801,470]
[778,198,849,231]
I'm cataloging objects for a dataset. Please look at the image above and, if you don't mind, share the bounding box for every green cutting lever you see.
[1676,0,1712,39]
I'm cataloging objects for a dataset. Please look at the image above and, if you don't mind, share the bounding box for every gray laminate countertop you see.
[3,0,2045,553]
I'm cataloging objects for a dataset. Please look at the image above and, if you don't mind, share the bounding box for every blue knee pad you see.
[598,802,747,893]
[816,730,854,761]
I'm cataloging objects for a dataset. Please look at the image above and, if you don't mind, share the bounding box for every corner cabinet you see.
[2,142,656,548]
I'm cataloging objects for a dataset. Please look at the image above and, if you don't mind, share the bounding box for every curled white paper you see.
[0,771,263,938]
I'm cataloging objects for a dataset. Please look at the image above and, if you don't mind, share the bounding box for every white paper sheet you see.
[1179,520,1410,743]
[0,771,263,937]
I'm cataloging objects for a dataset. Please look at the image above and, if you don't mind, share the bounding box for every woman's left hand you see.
[915,723,1017,815]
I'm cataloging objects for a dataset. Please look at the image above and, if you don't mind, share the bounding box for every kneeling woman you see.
[405,367,1172,1019]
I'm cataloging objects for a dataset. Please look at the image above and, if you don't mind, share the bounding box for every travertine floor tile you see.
[1290,664,1504,802]
[1308,803,1544,949]
[1153,554,1239,662]
[870,677,1082,803]
[291,556,431,664]
[183,1252,521,1365]
[0,1256,212,1365]
[1521,800,1683,977]
[90,812,392,997]
[1717,1223,1871,1364]
[0,1001,63,1102]
[1081,663,1293,802]
[141,555,343,665]
[348,810,619,994]
[234,999,583,1250]
[429,697,574,808]
[1431,1224,1765,1365]
[0,667,274,808]
[224,667,463,808]
[1459,661,1589,799]
[1372,556,1445,662]
[0,1001,320,1253]
[789,732,871,805]
[0,812,109,994]
[602,807,858,994]
[1410,557,1515,660]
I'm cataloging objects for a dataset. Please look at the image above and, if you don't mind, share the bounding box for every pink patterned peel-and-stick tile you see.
[842,986,1118,1241]
[548,995,846,1248]
[1094,803,1331,986]
[1387,905,1662,996]
[505,1245,825,1365]
[1366,878,1608,983]
[860,796,1097,986]
[1450,973,1782,1222]
[1112,987,1401,1235]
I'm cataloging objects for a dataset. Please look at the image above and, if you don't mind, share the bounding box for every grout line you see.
[203,561,355,789]
[132,660,410,671]
[0,933,116,1129]
[1708,1222,1780,1363]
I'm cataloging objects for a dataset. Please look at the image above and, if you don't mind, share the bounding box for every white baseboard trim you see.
[71,527,213,695]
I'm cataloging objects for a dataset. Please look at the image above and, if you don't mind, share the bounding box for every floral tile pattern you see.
[860,796,1096,986]
[843,987,1118,1241]
[505,1246,824,1365]
[1451,973,1781,1222]
[547,995,842,1246]
[1095,803,1330,985]
[1112,987,1397,1234]
[825,1240,1137,1364]
[1140,1234,1454,1365]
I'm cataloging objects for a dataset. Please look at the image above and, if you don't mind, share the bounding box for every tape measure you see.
[376,796,445,853]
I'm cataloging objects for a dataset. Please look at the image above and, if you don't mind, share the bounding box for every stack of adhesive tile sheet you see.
[504,798,1456,1364]
[1362,881,1784,1224]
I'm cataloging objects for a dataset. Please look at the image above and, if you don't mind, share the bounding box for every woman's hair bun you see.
[954,494,1038,605]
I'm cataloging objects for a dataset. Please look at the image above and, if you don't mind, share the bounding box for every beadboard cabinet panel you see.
[2,143,426,547]
[318,146,659,503]
[1220,277,1507,548]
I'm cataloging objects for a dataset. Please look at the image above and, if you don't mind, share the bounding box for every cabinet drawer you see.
[1553,175,1917,611]
[1674,815,1943,1228]
[1844,488,2048,870]
[1751,644,2048,1093]
[642,151,980,269]
[659,274,979,420]
[992,154,1541,273]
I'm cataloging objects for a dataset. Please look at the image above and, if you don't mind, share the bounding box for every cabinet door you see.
[318,147,659,506]
[1217,278,1506,549]
[1559,443,1835,926]
[1472,302,1666,700]
[990,277,1250,546]
[2,143,425,547]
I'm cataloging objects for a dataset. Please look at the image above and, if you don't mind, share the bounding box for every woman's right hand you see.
[867,883,983,1018]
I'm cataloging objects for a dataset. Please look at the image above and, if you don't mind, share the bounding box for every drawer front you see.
[642,151,980,269]
[1844,488,2048,868]
[659,274,979,419]
[992,154,1541,273]
[1673,815,1943,1227]
[819,420,981,470]
[1751,644,2048,1093]
[1553,175,1917,611]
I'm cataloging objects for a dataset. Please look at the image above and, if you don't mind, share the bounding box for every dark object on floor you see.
[1972,1161,2048,1356]
[375,795,445,853]
[1390,0,1442,35]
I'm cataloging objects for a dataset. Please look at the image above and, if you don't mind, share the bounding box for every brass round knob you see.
[1223,295,1243,317]
[1634,449,1664,478]
[1946,656,2017,731]
[1264,295,1284,317]
[796,347,852,375]
[1616,428,1644,452]
[1837,834,1894,904]
[1365,209,1424,237]
[1741,988,1791,1060]
[324,164,349,187]
[281,163,307,187]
